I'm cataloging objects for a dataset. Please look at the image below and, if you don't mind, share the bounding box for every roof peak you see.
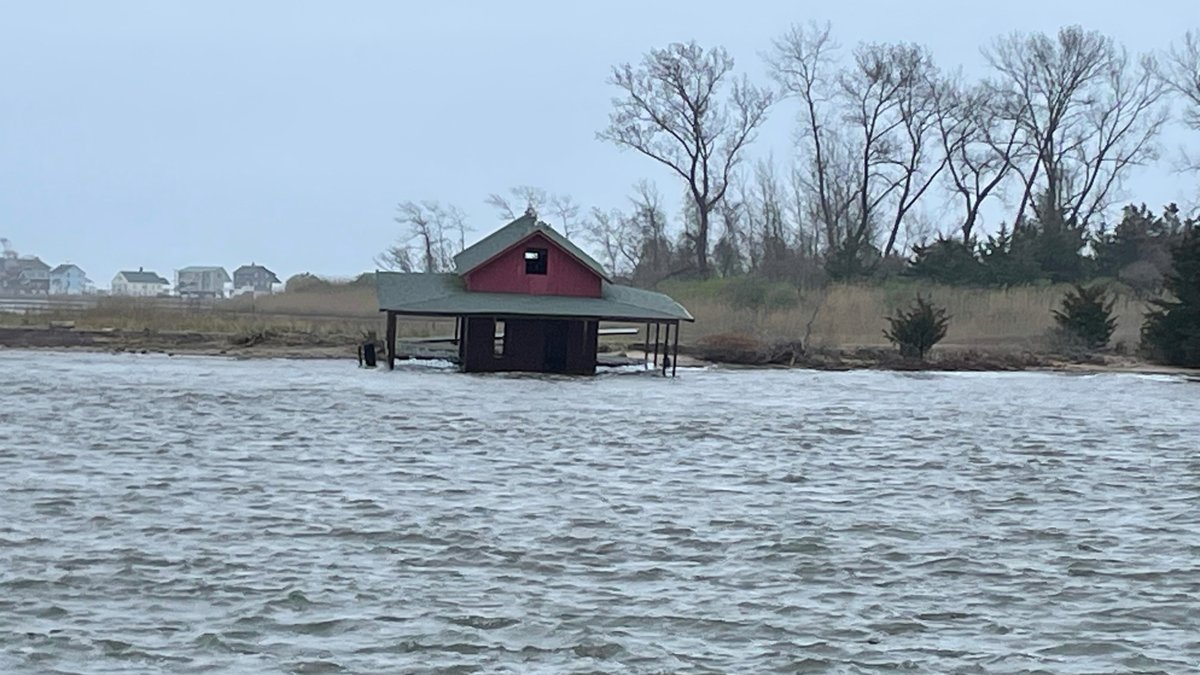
[453,214,609,281]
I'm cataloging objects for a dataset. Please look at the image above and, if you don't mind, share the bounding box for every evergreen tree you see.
[908,236,985,285]
[1053,284,1118,349]
[884,296,951,360]
[1142,226,1200,367]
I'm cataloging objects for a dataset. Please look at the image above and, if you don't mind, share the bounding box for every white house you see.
[111,268,170,296]
[49,264,92,295]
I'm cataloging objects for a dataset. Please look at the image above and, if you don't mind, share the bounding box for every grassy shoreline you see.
[0,280,1189,374]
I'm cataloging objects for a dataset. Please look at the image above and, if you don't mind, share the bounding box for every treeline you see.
[380,24,1200,293]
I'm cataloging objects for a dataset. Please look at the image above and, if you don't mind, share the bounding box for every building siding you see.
[460,317,597,374]
[464,233,602,298]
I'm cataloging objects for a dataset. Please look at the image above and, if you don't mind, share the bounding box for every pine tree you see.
[1142,226,1200,366]
[884,296,950,360]
[1053,285,1118,349]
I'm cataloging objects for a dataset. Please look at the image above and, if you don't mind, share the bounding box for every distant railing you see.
[0,296,99,314]
[0,295,223,315]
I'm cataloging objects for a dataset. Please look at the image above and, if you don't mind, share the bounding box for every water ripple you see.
[0,352,1197,672]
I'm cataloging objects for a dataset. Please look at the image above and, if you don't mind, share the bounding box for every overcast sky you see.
[2,1,1195,286]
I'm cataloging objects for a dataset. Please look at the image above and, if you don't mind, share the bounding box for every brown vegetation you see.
[669,281,1149,353]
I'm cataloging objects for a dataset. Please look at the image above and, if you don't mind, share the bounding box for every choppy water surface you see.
[1,351,1198,673]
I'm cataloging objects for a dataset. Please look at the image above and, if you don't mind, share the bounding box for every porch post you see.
[385,311,397,370]
[643,322,650,370]
[661,322,670,377]
[671,320,680,377]
[652,322,660,369]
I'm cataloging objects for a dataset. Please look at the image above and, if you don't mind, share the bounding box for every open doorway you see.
[542,320,569,372]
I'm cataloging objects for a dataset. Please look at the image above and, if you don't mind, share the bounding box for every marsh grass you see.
[664,279,1150,351]
[0,294,451,341]
[1,279,1153,353]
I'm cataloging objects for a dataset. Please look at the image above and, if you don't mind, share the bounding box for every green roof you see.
[178,266,231,281]
[453,214,611,281]
[375,272,693,322]
[118,270,169,284]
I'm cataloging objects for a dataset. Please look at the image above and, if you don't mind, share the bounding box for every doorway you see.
[542,320,569,372]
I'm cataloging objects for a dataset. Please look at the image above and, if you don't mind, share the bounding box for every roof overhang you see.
[375,272,693,323]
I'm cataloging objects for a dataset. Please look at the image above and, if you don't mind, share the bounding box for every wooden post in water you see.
[385,311,397,370]
[643,323,650,370]
[661,322,670,377]
[652,322,660,369]
[671,320,679,377]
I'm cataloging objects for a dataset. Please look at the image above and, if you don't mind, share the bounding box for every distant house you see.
[232,263,281,295]
[49,264,91,295]
[111,268,170,296]
[0,256,50,295]
[176,266,231,299]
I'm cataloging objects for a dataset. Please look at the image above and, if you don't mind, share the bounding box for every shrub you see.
[883,296,950,360]
[1141,226,1200,367]
[1052,284,1117,350]
[284,273,331,293]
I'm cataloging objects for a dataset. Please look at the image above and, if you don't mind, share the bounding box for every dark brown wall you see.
[461,317,597,375]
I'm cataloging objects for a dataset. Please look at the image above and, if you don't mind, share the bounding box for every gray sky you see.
[2,0,1195,286]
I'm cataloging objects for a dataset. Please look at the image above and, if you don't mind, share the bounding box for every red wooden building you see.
[376,212,693,375]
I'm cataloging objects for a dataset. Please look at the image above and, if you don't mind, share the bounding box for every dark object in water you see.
[359,342,377,368]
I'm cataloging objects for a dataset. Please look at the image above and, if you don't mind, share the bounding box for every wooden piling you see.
[671,320,679,377]
[385,311,397,370]
[652,322,660,369]
[643,322,650,370]
[661,322,670,377]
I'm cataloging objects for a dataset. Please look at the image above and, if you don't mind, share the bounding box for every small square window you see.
[524,248,547,275]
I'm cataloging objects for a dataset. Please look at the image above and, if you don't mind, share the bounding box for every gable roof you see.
[233,264,280,283]
[453,214,610,282]
[51,263,84,275]
[376,272,693,322]
[178,266,231,280]
[13,257,50,272]
[117,270,169,284]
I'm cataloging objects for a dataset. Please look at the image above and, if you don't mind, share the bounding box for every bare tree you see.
[486,186,581,236]
[485,185,549,220]
[548,194,581,238]
[584,207,632,278]
[600,41,773,277]
[1164,29,1200,172]
[876,43,946,256]
[769,23,856,251]
[376,201,467,273]
[985,26,1168,229]
[627,180,672,281]
[731,160,792,277]
[772,28,948,262]
[933,76,1025,241]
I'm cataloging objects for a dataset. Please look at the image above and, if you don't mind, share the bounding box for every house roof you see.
[453,214,611,282]
[178,266,231,281]
[51,263,83,274]
[375,272,693,322]
[233,264,280,283]
[13,257,50,271]
[117,270,169,284]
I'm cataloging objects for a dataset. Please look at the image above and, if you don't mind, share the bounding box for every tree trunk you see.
[961,211,977,243]
[696,206,711,277]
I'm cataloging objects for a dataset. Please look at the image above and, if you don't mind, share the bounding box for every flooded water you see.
[1,351,1198,673]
